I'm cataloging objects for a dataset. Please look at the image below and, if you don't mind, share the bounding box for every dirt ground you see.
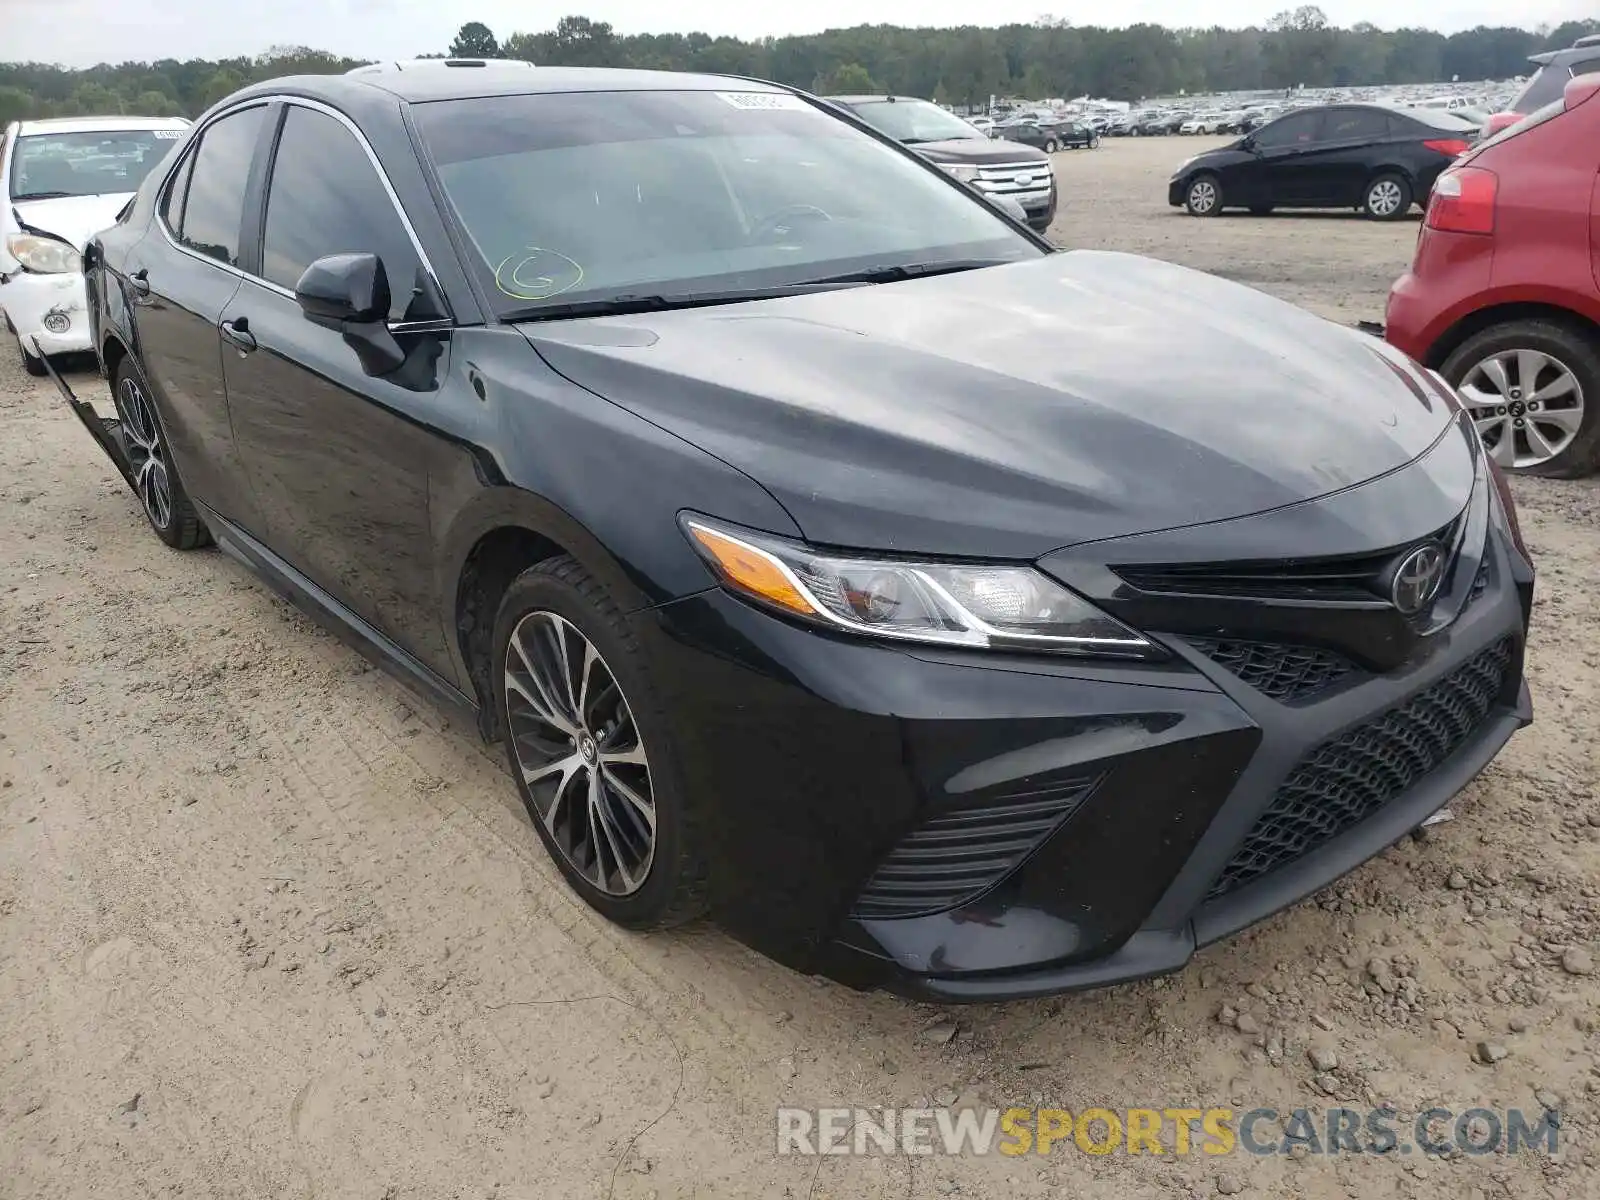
[2,134,1598,1200]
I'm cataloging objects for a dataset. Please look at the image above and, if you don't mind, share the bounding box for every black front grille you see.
[1117,517,1461,604]
[1188,638,1355,701]
[1206,639,1512,900]
[851,775,1099,920]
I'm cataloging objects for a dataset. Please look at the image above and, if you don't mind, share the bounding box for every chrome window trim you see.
[154,94,452,327]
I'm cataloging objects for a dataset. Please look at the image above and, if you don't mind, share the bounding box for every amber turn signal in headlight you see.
[681,515,1159,658]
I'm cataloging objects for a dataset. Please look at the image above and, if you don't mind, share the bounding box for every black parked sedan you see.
[1169,103,1476,219]
[46,65,1532,1002]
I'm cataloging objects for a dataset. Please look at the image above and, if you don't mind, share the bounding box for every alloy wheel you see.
[1458,348,1585,470]
[117,376,173,530]
[1188,179,1218,214]
[1367,179,1404,217]
[504,611,655,895]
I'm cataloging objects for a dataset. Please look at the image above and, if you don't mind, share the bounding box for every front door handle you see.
[220,317,257,354]
[129,268,150,297]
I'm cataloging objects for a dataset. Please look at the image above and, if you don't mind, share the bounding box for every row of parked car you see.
[1155,53,1600,477]
[1110,107,1280,137]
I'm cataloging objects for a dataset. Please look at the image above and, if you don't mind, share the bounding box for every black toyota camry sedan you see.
[46,63,1533,1002]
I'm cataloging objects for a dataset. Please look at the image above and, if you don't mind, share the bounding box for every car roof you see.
[828,95,924,104]
[14,115,191,137]
[263,64,790,105]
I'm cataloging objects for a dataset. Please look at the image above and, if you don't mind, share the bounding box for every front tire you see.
[493,556,708,929]
[1044,138,1059,153]
[111,359,208,549]
[1441,319,1599,478]
[1185,174,1223,217]
[1362,172,1412,221]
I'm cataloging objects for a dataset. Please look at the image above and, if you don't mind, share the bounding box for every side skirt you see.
[193,499,482,734]
[35,334,139,490]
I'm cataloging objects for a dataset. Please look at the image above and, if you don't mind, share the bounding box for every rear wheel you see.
[1044,138,1059,153]
[111,359,209,548]
[1441,320,1600,478]
[493,556,708,928]
[1089,135,1101,149]
[1362,172,1412,220]
[1185,174,1222,217]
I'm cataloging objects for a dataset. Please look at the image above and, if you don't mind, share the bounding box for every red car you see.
[1386,73,1600,478]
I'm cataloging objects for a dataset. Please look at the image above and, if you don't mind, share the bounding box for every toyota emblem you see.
[1390,542,1448,616]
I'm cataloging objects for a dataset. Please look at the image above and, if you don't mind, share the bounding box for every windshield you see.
[8,129,183,201]
[413,90,1040,318]
[843,98,986,144]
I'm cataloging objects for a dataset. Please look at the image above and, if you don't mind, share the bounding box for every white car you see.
[1,115,189,375]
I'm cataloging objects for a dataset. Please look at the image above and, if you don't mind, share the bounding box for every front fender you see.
[427,326,804,708]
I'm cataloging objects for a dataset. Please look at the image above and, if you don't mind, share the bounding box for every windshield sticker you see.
[152,130,183,139]
[714,92,811,112]
[494,247,584,301]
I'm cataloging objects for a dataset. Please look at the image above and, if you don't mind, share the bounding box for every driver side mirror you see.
[295,252,406,377]
[1240,134,1258,152]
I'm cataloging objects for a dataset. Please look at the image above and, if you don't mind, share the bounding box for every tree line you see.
[3,10,1597,127]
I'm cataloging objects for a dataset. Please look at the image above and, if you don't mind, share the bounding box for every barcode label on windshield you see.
[152,130,183,139]
[714,92,810,112]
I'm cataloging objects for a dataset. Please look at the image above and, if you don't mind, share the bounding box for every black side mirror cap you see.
[295,252,391,326]
[295,252,407,378]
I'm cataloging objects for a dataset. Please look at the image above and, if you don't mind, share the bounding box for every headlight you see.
[6,234,81,275]
[939,163,980,183]
[1174,156,1198,176]
[682,516,1157,658]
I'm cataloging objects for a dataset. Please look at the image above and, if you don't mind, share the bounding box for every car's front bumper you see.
[0,270,92,356]
[631,439,1533,1002]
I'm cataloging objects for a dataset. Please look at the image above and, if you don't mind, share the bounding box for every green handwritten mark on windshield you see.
[495,247,584,301]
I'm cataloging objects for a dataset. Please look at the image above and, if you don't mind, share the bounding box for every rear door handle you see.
[129,268,150,297]
[220,317,256,354]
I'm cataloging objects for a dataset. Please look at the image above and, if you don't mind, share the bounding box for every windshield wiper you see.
[797,258,1011,286]
[501,283,860,323]
[12,191,76,201]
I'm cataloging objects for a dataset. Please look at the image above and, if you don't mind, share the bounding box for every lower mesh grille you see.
[1188,638,1355,701]
[851,776,1099,920]
[1207,639,1513,900]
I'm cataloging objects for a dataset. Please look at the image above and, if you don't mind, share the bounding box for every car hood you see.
[522,251,1461,560]
[13,193,132,251]
[911,138,1048,164]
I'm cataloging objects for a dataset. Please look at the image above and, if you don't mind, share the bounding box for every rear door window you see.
[1321,109,1391,142]
[179,106,268,266]
[159,146,196,234]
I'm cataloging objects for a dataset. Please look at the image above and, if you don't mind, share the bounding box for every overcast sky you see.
[6,1,1594,68]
